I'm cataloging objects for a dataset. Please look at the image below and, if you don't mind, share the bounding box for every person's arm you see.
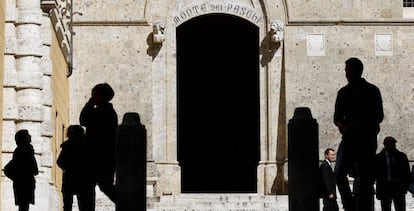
[320,162,335,197]
[373,88,384,124]
[402,153,411,188]
[56,148,67,170]
[31,149,38,176]
[79,99,95,127]
[334,90,350,134]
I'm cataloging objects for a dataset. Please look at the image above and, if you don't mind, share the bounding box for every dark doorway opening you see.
[177,14,260,193]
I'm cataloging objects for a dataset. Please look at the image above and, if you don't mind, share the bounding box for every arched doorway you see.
[177,14,260,193]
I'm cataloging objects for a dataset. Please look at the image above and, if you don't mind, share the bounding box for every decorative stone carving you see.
[153,20,166,43]
[270,21,284,43]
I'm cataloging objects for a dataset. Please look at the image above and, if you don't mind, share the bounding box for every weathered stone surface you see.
[3,88,18,119]
[15,25,42,56]
[1,121,16,152]
[4,23,16,54]
[5,0,16,21]
[3,0,414,210]
[3,55,17,87]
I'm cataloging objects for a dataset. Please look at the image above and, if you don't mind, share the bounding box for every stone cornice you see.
[72,20,150,26]
[287,18,414,26]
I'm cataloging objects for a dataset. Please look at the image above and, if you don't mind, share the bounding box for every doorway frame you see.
[150,0,284,196]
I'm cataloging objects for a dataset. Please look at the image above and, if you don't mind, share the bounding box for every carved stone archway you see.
[152,0,287,196]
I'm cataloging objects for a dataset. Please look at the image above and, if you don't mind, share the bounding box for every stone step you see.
[153,193,414,211]
[154,194,284,211]
[73,191,414,210]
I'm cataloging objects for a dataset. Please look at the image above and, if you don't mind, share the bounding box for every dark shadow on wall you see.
[259,30,281,67]
[146,33,163,59]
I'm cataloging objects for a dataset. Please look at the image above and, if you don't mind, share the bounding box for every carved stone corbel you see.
[153,21,166,43]
[270,21,284,43]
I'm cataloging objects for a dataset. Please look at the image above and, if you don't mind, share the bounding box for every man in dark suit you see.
[320,148,339,211]
[375,136,411,211]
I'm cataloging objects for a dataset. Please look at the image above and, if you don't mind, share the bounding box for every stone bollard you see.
[116,112,147,211]
[288,107,319,211]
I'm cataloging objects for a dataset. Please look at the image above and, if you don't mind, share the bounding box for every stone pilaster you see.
[4,0,59,210]
[1,0,18,210]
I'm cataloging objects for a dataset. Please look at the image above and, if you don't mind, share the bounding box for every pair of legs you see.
[380,195,406,211]
[63,188,96,211]
[335,132,377,211]
[85,166,116,207]
[322,197,339,211]
[96,172,116,203]
[18,204,29,211]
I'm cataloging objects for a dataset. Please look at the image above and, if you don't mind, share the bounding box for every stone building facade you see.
[1,0,414,210]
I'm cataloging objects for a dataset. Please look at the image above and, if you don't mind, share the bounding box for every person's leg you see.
[354,162,374,211]
[335,140,355,211]
[18,204,29,211]
[354,134,377,211]
[322,197,329,211]
[332,199,339,211]
[97,171,116,203]
[62,192,73,211]
[393,194,406,211]
[323,197,339,211]
[77,186,96,211]
[380,198,392,211]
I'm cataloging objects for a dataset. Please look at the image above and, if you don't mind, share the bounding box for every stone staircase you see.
[151,194,285,211]
[78,190,414,210]
[149,193,414,211]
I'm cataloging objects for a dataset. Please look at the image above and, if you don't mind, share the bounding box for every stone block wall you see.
[0,0,4,207]
[1,0,68,210]
[2,0,414,210]
[284,24,414,159]
[287,0,402,19]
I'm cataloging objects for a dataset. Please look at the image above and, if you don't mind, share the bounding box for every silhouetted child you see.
[80,83,118,204]
[57,125,95,211]
[11,129,38,211]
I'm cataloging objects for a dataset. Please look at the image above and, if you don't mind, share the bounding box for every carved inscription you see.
[173,2,262,26]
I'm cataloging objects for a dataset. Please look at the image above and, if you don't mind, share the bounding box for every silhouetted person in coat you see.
[80,83,118,205]
[57,125,95,211]
[11,130,39,211]
[374,137,410,211]
[333,57,384,211]
[320,148,339,211]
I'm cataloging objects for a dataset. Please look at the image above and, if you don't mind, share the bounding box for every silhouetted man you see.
[80,83,118,207]
[375,137,410,211]
[334,57,384,211]
[320,148,339,211]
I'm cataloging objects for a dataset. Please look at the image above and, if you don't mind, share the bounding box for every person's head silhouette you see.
[15,129,31,146]
[66,125,85,141]
[345,57,364,83]
[91,83,114,105]
[383,136,397,152]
